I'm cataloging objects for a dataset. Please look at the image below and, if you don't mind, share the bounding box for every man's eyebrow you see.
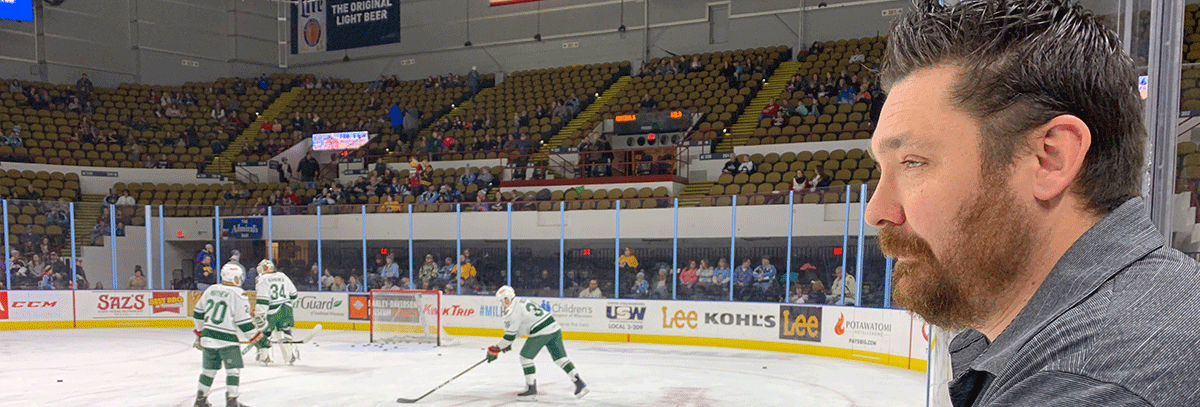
[869,133,925,158]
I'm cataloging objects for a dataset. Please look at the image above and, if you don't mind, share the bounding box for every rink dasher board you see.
[0,290,935,372]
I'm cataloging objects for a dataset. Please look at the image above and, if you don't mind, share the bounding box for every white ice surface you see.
[0,328,926,407]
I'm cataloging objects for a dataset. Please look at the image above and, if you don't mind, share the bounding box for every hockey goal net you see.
[369,289,456,346]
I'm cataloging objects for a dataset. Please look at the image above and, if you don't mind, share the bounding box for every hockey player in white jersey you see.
[251,259,298,365]
[192,263,262,407]
[487,285,588,400]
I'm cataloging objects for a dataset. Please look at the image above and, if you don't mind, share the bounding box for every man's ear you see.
[1030,115,1091,202]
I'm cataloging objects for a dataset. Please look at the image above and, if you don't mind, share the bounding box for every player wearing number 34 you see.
[252,259,299,365]
[191,263,262,407]
[488,286,588,400]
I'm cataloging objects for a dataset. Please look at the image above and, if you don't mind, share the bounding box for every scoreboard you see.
[612,110,693,135]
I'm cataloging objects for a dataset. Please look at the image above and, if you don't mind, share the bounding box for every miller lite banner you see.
[292,0,401,54]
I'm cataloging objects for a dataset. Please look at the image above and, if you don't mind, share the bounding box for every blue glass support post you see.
[267,206,274,262]
[506,203,512,288]
[729,195,737,302]
[316,205,322,291]
[4,200,10,290]
[839,185,851,305]
[145,205,153,290]
[455,203,462,295]
[110,204,117,290]
[855,183,867,306]
[785,191,794,303]
[672,198,678,300]
[69,202,77,289]
[157,205,165,289]
[407,204,414,283]
[361,205,368,292]
[614,200,621,300]
[559,203,565,298]
[213,206,221,267]
[884,257,894,308]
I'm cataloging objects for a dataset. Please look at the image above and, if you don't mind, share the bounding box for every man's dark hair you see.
[881,0,1144,214]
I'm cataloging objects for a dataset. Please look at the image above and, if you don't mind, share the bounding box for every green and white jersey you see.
[192,284,256,349]
[255,272,297,316]
[497,298,562,348]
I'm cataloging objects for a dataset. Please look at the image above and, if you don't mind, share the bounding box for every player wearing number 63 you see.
[488,286,588,400]
[252,259,298,365]
[191,263,261,407]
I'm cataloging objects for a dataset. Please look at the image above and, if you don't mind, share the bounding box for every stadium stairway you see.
[717,61,802,153]
[209,88,302,180]
[71,193,105,251]
[675,181,717,207]
[536,76,632,160]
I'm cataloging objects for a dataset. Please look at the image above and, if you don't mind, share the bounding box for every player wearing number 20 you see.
[252,259,298,365]
[191,263,261,407]
[488,286,588,400]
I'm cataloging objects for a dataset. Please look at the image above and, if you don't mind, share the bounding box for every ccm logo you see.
[13,301,57,308]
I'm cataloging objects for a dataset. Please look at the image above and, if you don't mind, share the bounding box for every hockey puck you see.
[56,379,62,382]
[762,366,767,369]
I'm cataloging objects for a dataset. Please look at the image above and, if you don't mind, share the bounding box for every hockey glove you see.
[486,345,504,363]
[193,330,203,350]
[253,314,267,330]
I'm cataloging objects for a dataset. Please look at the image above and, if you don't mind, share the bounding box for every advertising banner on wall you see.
[0,291,74,322]
[75,291,188,320]
[292,0,401,54]
[292,292,348,321]
[221,218,263,240]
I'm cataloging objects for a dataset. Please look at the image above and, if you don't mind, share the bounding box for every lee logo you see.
[661,307,698,329]
[779,305,821,342]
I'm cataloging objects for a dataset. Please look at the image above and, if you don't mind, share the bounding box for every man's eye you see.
[903,160,924,169]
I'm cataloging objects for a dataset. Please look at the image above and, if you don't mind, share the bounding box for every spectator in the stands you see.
[417,254,438,289]
[829,265,856,305]
[722,155,740,175]
[257,74,270,91]
[76,73,94,102]
[733,258,755,299]
[848,47,866,64]
[128,266,147,290]
[631,272,649,298]
[737,155,757,175]
[696,259,715,295]
[104,188,120,205]
[467,66,481,96]
[639,94,658,110]
[578,279,603,298]
[689,56,703,72]
[333,276,349,292]
[194,255,216,290]
[792,170,812,192]
[7,80,20,94]
[398,276,415,290]
[618,247,638,273]
[760,97,781,121]
[298,152,320,182]
[810,164,833,190]
[226,96,240,112]
[116,190,136,206]
[472,191,489,212]
[381,194,402,213]
[679,260,699,290]
[753,257,776,293]
[320,269,334,290]
[712,258,732,290]
[806,281,828,305]
[652,269,670,299]
[155,154,171,169]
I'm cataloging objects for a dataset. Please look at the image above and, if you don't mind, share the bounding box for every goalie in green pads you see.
[251,259,299,365]
[487,285,588,400]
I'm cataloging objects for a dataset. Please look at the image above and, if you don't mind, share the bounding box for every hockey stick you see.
[396,358,487,403]
[241,324,323,355]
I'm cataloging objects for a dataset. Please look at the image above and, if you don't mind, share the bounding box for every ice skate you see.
[256,347,272,365]
[194,391,211,407]
[573,376,589,399]
[517,382,537,401]
[225,396,249,407]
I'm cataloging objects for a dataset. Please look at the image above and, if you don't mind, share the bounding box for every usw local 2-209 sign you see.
[293,0,401,54]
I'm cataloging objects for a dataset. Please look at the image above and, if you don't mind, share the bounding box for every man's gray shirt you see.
[947,198,1200,406]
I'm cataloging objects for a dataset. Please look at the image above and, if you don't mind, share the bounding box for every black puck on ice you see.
[57,379,62,382]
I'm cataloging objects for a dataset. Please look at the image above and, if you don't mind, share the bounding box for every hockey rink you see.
[0,327,926,407]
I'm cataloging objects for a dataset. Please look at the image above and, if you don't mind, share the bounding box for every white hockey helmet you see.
[496,285,516,314]
[220,263,245,286]
[257,259,276,274]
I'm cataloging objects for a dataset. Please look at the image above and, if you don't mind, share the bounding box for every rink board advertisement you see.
[0,290,933,372]
[75,291,188,320]
[0,291,74,322]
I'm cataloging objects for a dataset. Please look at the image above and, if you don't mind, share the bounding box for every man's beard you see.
[879,181,1037,330]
